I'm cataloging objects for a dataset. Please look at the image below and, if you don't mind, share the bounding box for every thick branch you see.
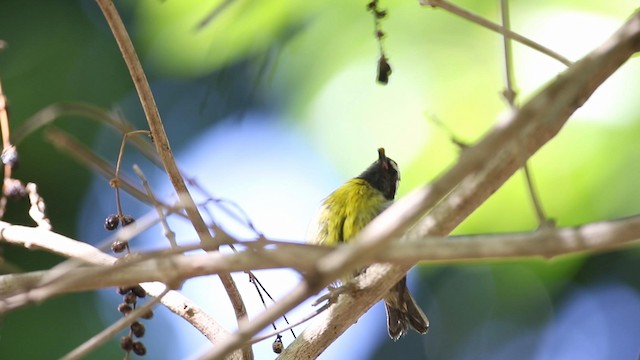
[2,216,640,298]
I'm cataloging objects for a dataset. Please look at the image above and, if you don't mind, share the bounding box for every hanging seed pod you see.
[272,336,284,354]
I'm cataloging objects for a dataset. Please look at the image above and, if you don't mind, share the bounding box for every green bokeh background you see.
[1,0,639,359]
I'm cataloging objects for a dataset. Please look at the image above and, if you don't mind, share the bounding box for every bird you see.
[307,147,429,340]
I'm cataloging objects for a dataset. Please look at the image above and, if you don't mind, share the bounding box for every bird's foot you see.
[312,282,357,307]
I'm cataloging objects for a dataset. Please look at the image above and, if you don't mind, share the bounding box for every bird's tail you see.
[384,276,429,341]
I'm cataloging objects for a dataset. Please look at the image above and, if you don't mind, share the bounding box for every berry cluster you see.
[117,285,152,357]
[105,214,136,253]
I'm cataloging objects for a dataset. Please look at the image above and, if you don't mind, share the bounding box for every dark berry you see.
[124,292,137,305]
[122,215,135,227]
[131,285,146,298]
[117,286,134,295]
[120,335,133,351]
[118,303,133,315]
[132,341,146,356]
[105,214,120,231]
[131,321,145,338]
[111,240,128,253]
[141,310,154,320]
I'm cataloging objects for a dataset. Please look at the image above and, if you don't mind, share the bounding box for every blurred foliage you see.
[0,0,639,359]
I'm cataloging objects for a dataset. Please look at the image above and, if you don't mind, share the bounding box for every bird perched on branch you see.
[307,148,429,340]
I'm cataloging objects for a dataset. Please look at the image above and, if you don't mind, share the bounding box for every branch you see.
[3,215,640,299]
[421,0,572,66]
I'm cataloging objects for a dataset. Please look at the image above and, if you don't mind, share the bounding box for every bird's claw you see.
[312,282,357,307]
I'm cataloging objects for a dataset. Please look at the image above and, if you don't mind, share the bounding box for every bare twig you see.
[498,0,550,227]
[421,0,573,66]
[113,130,151,217]
[45,128,155,206]
[196,0,236,30]
[499,0,517,106]
[248,302,330,346]
[522,163,552,227]
[15,102,162,169]
[133,165,177,247]
[94,4,248,356]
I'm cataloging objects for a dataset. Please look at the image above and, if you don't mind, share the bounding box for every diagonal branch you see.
[421,0,573,66]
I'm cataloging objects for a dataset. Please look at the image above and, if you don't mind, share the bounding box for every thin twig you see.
[522,163,552,227]
[196,0,236,30]
[133,164,178,248]
[113,130,151,218]
[248,303,330,345]
[499,0,517,106]
[94,4,248,355]
[422,0,573,66]
[498,0,550,227]
[250,274,296,338]
[45,128,156,207]
[14,102,160,166]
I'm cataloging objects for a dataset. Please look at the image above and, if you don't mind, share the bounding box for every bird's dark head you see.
[357,148,400,200]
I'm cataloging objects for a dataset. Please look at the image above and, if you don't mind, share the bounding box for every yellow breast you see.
[309,179,391,247]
